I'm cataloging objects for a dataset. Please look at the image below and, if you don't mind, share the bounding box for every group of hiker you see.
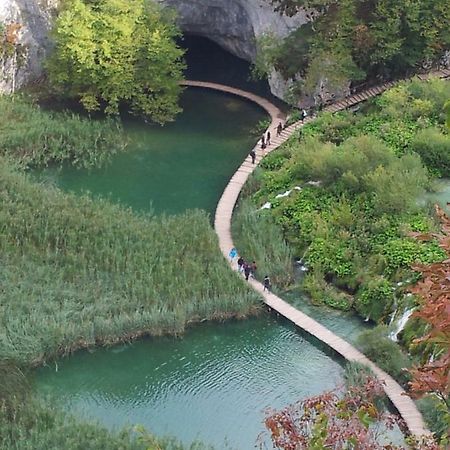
[229,248,272,292]
[250,108,308,164]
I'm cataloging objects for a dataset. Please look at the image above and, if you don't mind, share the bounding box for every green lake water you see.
[34,317,345,449]
[38,89,264,216]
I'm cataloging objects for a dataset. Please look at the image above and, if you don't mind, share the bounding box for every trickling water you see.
[389,308,415,342]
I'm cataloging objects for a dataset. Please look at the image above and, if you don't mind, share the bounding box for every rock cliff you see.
[0,0,58,94]
[0,0,305,99]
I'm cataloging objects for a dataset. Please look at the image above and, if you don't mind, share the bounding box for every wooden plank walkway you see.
[183,69,450,438]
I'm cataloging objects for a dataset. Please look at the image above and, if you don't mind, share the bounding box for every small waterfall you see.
[389,308,415,342]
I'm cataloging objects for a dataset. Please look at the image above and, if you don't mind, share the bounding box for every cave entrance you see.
[179,34,272,98]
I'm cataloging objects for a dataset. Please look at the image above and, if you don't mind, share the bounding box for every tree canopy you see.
[47,0,185,124]
[265,0,450,100]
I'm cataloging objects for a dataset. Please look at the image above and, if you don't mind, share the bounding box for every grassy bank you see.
[0,397,212,450]
[0,158,261,366]
[0,95,127,168]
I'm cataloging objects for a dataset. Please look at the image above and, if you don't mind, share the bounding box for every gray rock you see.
[0,0,58,93]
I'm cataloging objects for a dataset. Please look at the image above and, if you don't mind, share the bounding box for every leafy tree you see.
[267,0,450,101]
[47,0,185,124]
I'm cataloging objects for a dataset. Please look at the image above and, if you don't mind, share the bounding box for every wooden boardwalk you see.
[183,69,450,438]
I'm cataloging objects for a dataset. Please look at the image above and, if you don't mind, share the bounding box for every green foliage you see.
[354,277,394,322]
[237,79,448,323]
[363,153,428,214]
[0,95,126,168]
[232,199,294,289]
[302,271,353,310]
[266,0,450,101]
[47,0,185,124]
[306,237,354,279]
[412,128,450,177]
[356,326,412,385]
[259,147,291,171]
[381,238,446,277]
[444,99,450,129]
[0,397,211,450]
[417,395,450,444]
[0,159,261,366]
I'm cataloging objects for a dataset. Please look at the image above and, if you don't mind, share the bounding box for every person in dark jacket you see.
[244,262,251,281]
[250,149,256,164]
[263,275,271,292]
[277,122,283,136]
[237,256,244,273]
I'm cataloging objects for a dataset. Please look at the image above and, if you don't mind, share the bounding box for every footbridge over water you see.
[182,69,450,438]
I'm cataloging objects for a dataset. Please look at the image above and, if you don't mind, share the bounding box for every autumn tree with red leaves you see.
[407,205,450,410]
[262,373,443,449]
[263,376,405,450]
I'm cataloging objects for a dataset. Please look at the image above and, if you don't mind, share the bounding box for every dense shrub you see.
[302,271,353,311]
[356,326,412,385]
[236,79,447,323]
[416,396,450,443]
[412,128,450,177]
[354,278,394,322]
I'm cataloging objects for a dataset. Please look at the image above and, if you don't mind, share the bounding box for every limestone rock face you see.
[0,0,58,93]
[159,0,307,99]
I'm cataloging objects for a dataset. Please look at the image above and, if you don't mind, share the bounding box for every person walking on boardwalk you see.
[237,256,245,273]
[266,131,271,146]
[250,149,256,164]
[277,122,283,136]
[244,262,252,281]
[250,260,257,278]
[229,247,237,262]
[260,134,266,150]
[301,109,308,122]
[263,275,271,292]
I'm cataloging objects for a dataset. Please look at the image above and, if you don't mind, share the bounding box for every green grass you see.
[232,198,294,290]
[0,397,214,450]
[0,159,261,366]
[0,95,127,168]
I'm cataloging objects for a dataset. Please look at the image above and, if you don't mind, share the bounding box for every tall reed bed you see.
[0,160,261,366]
[0,95,126,168]
[0,397,212,450]
[232,198,294,289]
